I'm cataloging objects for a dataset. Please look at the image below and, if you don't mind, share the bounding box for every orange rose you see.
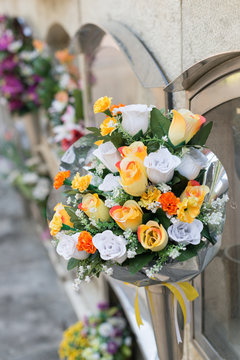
[138,221,168,252]
[168,109,206,146]
[118,141,147,161]
[110,200,143,232]
[115,155,148,196]
[177,180,209,223]
[77,231,96,254]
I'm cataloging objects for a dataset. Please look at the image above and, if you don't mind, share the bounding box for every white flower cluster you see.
[157,182,172,193]
[105,198,119,208]
[123,228,132,239]
[96,163,106,177]
[169,248,181,259]
[207,211,223,226]
[127,250,137,258]
[102,265,113,276]
[147,201,161,213]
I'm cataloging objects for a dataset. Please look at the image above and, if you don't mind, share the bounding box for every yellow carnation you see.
[139,186,161,209]
[93,96,112,114]
[71,173,92,192]
[100,116,117,136]
[49,213,62,236]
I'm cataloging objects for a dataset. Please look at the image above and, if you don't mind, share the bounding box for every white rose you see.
[168,219,203,245]
[115,104,152,136]
[92,230,127,264]
[98,322,114,337]
[144,147,181,184]
[99,174,121,191]
[176,148,208,180]
[93,142,121,173]
[56,232,89,260]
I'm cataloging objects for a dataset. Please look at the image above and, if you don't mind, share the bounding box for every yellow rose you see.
[110,200,143,232]
[168,109,206,146]
[100,117,117,136]
[177,180,209,223]
[118,141,147,161]
[79,193,110,221]
[137,220,168,252]
[71,173,92,192]
[115,155,148,196]
[93,96,112,114]
[49,203,73,236]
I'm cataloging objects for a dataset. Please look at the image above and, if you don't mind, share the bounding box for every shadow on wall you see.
[46,23,70,51]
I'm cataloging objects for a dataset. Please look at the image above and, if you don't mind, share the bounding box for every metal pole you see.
[145,285,184,360]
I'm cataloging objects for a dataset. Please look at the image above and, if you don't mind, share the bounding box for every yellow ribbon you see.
[125,281,199,328]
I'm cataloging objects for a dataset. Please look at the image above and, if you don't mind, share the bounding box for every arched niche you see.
[46,23,70,51]
[165,52,240,360]
[70,21,171,126]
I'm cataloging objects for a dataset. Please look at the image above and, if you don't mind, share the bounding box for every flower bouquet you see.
[49,96,228,288]
[59,303,132,360]
[43,48,85,151]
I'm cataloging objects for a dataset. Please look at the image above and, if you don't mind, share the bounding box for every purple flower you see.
[97,302,109,310]
[107,341,118,355]
[0,55,17,74]
[0,31,13,50]
[8,98,23,111]
[26,85,39,104]
[1,75,24,96]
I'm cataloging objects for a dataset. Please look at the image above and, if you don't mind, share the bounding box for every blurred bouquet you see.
[59,303,132,360]
[46,48,85,151]
[49,97,228,287]
[0,15,44,114]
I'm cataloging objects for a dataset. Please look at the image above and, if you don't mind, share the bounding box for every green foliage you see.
[67,258,80,270]
[150,108,170,138]
[188,121,213,146]
[156,208,171,229]
[73,89,84,119]
[128,252,155,274]
[176,241,206,262]
[202,224,216,244]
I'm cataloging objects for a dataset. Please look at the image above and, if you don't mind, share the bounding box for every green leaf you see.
[133,130,143,140]
[73,89,84,119]
[86,127,101,136]
[128,252,155,274]
[176,241,206,262]
[156,208,171,229]
[142,212,152,224]
[109,132,123,149]
[146,140,160,153]
[64,207,81,228]
[67,258,80,270]
[201,224,216,244]
[188,121,213,146]
[150,108,170,138]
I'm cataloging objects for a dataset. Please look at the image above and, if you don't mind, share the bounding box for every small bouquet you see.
[49,97,228,287]
[59,303,132,360]
[45,48,85,151]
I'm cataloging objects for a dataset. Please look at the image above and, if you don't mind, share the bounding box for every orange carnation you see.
[77,231,96,254]
[110,103,125,115]
[160,192,180,216]
[53,170,71,190]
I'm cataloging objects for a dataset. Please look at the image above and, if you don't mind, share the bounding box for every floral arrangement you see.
[49,96,228,286]
[0,15,45,114]
[45,48,85,151]
[59,303,132,360]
